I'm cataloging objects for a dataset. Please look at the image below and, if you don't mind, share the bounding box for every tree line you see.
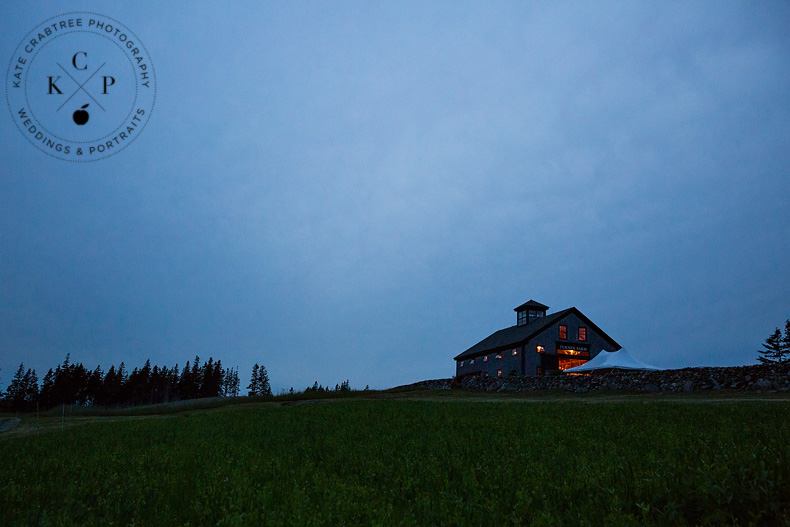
[1,354,252,412]
[247,363,272,396]
[757,319,790,365]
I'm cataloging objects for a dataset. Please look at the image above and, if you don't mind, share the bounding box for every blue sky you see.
[1,1,789,392]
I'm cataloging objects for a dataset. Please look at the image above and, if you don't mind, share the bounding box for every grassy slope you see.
[1,395,790,526]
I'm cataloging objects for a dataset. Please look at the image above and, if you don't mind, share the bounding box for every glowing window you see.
[484,356,489,362]
[578,327,587,341]
[559,325,567,339]
[512,349,518,356]
[496,353,502,359]
[558,358,587,370]
[536,345,544,353]
[497,370,502,377]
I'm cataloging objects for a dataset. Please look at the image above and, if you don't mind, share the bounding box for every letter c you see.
[72,52,87,70]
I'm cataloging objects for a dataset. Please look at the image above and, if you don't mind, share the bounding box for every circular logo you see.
[6,12,156,161]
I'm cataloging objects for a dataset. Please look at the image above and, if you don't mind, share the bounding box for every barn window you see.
[578,327,587,341]
[512,349,518,356]
[517,310,527,326]
[536,346,544,353]
[558,358,587,370]
[497,370,502,377]
[470,359,475,365]
[484,356,489,362]
[559,325,567,339]
[496,353,502,359]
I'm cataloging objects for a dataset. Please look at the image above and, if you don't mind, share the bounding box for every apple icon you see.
[73,104,90,125]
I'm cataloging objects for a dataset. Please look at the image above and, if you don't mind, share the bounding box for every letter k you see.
[48,76,62,94]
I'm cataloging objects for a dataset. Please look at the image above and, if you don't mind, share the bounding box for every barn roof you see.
[453,307,621,360]
[513,299,549,312]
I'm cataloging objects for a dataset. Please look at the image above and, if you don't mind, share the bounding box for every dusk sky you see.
[2,1,789,393]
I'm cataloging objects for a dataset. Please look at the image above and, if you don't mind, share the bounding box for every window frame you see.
[559,325,568,340]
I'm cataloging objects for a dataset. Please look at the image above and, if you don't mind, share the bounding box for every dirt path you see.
[0,414,180,440]
[3,393,788,440]
[0,417,21,432]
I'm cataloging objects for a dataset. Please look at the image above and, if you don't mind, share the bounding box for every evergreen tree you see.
[102,365,121,407]
[127,367,142,405]
[72,362,89,405]
[191,356,202,395]
[258,365,271,396]
[4,363,27,409]
[232,367,241,397]
[140,359,152,403]
[246,364,271,396]
[199,358,213,397]
[23,368,39,406]
[222,366,232,396]
[169,364,180,402]
[86,366,103,406]
[150,365,162,404]
[222,366,240,397]
[758,328,784,364]
[178,361,190,400]
[783,319,790,364]
[198,357,223,398]
[40,368,55,408]
[211,359,224,397]
[248,364,259,396]
[119,362,127,381]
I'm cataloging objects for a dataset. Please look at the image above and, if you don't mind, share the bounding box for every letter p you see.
[102,76,115,94]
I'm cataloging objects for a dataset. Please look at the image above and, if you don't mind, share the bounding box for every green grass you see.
[2,400,789,526]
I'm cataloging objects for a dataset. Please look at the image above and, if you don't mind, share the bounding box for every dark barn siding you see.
[455,308,619,378]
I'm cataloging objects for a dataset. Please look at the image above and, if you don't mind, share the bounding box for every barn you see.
[454,300,621,378]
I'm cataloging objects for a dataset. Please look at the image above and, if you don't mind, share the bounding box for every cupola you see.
[514,300,549,326]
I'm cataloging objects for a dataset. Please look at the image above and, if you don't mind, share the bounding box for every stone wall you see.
[403,363,790,394]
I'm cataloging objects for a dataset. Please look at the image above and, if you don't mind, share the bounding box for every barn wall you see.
[456,310,618,378]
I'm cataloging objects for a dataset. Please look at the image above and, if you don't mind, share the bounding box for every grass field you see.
[2,396,790,526]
